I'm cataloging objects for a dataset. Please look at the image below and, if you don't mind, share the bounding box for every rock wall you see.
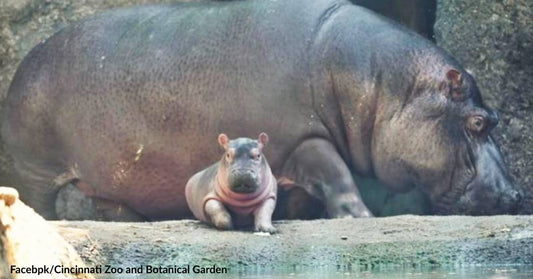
[435,0,533,212]
[352,0,436,39]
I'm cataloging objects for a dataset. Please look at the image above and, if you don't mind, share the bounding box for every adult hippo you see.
[1,0,523,220]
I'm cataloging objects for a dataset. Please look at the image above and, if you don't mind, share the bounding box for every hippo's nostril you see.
[229,170,259,189]
[508,190,523,214]
[514,189,523,203]
[231,169,256,175]
[501,189,523,211]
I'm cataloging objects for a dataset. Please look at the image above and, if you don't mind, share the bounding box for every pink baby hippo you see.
[185,133,277,233]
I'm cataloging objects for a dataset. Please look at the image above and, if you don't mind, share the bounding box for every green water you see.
[99,266,533,278]
[235,266,533,279]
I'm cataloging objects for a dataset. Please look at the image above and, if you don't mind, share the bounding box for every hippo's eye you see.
[226,153,231,160]
[467,116,485,134]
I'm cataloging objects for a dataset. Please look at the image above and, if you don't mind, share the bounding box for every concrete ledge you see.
[53,215,533,271]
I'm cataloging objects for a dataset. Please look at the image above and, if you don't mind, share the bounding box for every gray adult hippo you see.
[1,0,523,220]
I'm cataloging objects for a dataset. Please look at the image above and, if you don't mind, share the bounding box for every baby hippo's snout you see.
[229,169,260,193]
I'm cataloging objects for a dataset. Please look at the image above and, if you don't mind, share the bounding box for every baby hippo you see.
[185,133,277,233]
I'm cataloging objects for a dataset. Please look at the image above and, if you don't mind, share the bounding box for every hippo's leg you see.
[10,158,65,219]
[55,182,145,221]
[91,197,146,221]
[55,183,101,220]
[204,199,233,230]
[281,138,373,218]
[253,198,277,233]
[277,185,325,219]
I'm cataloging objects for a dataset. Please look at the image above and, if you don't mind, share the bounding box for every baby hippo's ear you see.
[258,132,269,148]
[218,133,230,149]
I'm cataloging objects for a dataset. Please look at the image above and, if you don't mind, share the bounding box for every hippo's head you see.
[218,133,269,194]
[371,59,523,215]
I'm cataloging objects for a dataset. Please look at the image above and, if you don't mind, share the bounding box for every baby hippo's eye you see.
[226,153,231,160]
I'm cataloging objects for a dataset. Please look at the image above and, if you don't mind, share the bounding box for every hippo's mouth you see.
[434,180,523,215]
[230,183,259,194]
[228,171,260,193]
[431,147,476,215]
[461,185,522,215]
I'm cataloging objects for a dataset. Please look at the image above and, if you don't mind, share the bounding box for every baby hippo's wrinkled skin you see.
[186,133,277,233]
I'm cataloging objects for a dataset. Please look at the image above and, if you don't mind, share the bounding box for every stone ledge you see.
[53,215,533,270]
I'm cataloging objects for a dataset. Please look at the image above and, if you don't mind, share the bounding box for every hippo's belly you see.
[1,0,337,220]
[62,99,323,219]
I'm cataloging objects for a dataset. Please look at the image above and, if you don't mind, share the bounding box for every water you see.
[98,266,533,279]
[238,267,533,279]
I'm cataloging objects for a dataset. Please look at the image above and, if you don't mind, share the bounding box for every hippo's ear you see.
[445,69,462,88]
[258,132,269,148]
[218,134,230,149]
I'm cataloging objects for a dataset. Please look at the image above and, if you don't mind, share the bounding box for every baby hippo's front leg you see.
[254,198,277,233]
[204,199,233,230]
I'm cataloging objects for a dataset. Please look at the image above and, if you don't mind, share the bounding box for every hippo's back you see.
[1,0,349,219]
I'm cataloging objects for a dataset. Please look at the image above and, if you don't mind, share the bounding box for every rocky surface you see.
[53,215,533,273]
[435,0,533,213]
[0,187,93,279]
[3,187,532,277]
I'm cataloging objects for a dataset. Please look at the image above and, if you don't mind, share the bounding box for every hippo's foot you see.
[254,222,277,234]
[281,138,374,219]
[254,198,277,233]
[55,183,145,221]
[327,192,373,218]
[211,212,233,230]
[205,199,234,230]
